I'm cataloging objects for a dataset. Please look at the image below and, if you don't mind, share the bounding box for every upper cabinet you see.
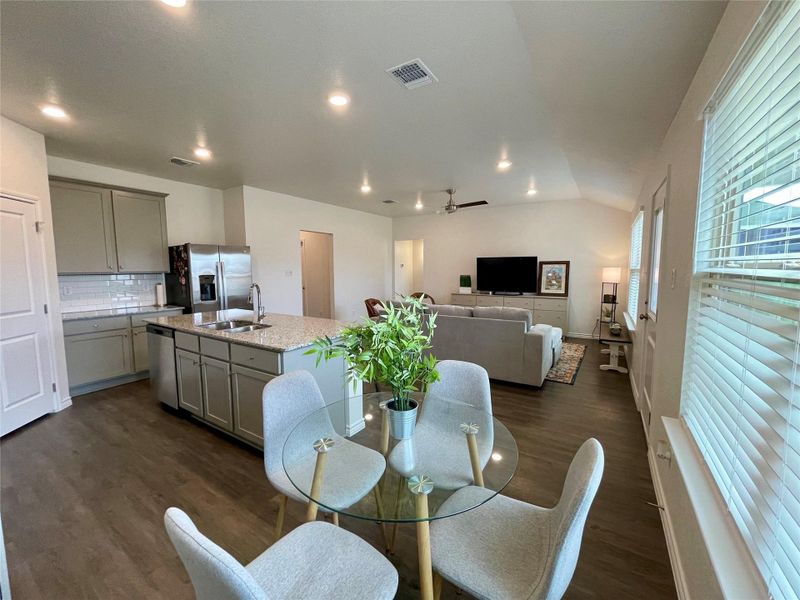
[50,178,168,274]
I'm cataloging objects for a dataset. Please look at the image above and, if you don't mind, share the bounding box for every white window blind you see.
[681,2,800,598]
[628,212,644,319]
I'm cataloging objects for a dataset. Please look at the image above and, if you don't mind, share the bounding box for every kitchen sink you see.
[197,319,270,331]
[228,323,271,333]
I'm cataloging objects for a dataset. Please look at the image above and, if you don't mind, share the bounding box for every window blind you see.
[681,2,800,598]
[628,212,644,318]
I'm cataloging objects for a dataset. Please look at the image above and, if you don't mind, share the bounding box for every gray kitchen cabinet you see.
[176,349,203,417]
[231,364,274,446]
[49,177,167,274]
[201,356,233,431]
[132,326,149,372]
[111,190,168,273]
[50,180,117,274]
[64,328,133,387]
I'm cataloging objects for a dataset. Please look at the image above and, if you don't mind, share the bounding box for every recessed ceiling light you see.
[415,196,424,210]
[160,0,187,7]
[360,184,371,194]
[328,93,350,107]
[41,105,68,119]
[193,147,212,159]
[491,452,503,462]
[527,189,537,196]
[497,159,512,171]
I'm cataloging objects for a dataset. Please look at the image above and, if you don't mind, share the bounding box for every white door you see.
[636,175,668,434]
[300,231,334,319]
[0,195,54,435]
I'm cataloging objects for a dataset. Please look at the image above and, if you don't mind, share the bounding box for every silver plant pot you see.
[387,399,419,440]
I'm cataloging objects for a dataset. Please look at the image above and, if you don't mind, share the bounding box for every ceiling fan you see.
[438,188,489,215]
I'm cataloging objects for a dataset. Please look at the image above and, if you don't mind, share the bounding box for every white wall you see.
[46,156,225,246]
[394,240,415,296]
[240,186,392,321]
[0,116,70,407]
[393,199,631,336]
[223,186,246,246]
[629,2,768,598]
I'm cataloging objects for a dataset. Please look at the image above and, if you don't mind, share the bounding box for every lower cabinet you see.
[231,364,274,447]
[64,329,132,387]
[201,356,233,431]
[132,326,149,372]
[176,349,203,417]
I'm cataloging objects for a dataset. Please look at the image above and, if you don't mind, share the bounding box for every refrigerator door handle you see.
[217,261,227,310]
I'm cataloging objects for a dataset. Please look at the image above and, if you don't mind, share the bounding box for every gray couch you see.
[429,305,563,387]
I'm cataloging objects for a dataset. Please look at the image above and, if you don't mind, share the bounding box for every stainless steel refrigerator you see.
[165,244,252,313]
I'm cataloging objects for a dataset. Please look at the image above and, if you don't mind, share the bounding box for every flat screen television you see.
[476,256,538,294]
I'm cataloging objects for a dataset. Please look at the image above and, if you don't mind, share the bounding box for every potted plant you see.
[459,274,472,294]
[306,296,439,439]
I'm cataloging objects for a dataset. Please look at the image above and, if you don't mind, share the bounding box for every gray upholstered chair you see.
[164,507,398,600]
[262,370,386,538]
[430,438,604,600]
[388,360,493,489]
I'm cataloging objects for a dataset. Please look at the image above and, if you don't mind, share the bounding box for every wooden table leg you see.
[409,475,434,600]
[274,494,288,541]
[306,437,334,522]
[373,486,390,551]
[380,407,390,456]
[433,572,443,600]
[461,423,484,487]
[389,475,404,554]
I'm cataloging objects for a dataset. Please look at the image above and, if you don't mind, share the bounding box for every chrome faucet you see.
[248,283,266,322]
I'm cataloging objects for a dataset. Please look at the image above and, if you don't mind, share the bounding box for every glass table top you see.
[282,391,518,522]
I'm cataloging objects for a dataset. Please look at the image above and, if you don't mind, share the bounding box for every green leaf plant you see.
[305,296,439,411]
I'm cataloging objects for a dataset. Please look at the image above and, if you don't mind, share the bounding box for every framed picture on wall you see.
[538,261,570,297]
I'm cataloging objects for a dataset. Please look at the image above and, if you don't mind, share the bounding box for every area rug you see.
[545,342,587,385]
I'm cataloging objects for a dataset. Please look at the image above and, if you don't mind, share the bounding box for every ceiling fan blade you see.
[455,200,489,209]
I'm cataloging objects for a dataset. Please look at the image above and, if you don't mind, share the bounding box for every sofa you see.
[429,305,563,387]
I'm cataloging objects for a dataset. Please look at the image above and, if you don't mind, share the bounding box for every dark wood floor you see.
[1,339,676,599]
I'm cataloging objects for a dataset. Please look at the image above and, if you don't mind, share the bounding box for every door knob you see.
[639,313,649,320]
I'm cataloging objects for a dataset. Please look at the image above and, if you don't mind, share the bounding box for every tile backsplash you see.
[59,273,165,313]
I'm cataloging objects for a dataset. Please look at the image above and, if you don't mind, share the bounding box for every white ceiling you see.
[0,1,726,216]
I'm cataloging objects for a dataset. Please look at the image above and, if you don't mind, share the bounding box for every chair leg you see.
[433,572,443,600]
[332,512,339,527]
[388,475,404,554]
[274,494,288,541]
[372,487,390,551]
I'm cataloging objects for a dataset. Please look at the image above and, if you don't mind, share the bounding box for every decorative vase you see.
[387,399,419,440]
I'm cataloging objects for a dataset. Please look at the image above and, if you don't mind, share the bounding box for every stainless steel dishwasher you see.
[146,324,178,408]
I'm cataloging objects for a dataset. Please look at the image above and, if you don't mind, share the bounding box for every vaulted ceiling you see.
[0,1,727,215]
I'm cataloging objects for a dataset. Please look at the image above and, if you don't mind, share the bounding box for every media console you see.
[450,293,568,331]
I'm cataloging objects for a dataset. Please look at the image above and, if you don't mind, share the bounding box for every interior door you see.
[300,231,334,319]
[636,175,668,433]
[0,195,54,435]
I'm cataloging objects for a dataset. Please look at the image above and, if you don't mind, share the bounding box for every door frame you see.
[299,230,335,319]
[633,168,670,436]
[0,191,63,418]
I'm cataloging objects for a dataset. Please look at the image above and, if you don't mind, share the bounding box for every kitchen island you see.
[146,309,362,448]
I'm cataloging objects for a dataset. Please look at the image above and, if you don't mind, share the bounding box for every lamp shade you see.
[602,267,622,283]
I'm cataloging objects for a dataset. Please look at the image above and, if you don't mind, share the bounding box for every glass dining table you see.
[282,391,518,600]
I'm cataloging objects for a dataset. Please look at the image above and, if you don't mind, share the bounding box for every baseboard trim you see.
[58,396,73,411]
[648,448,690,600]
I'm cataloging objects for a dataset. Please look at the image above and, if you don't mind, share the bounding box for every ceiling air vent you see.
[170,156,200,167]
[386,59,437,90]
[382,199,397,204]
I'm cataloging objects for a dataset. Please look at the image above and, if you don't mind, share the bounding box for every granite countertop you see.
[62,305,184,321]
[145,308,351,352]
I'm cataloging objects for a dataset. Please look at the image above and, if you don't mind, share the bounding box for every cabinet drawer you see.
[476,296,504,307]
[230,343,281,374]
[503,297,535,310]
[533,310,567,329]
[200,336,230,360]
[63,316,130,336]
[450,294,477,306]
[131,309,183,327]
[175,331,200,352]
[534,298,568,311]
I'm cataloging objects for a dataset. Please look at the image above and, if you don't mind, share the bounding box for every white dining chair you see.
[262,370,386,538]
[164,507,398,600]
[429,438,604,600]
[388,360,493,489]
